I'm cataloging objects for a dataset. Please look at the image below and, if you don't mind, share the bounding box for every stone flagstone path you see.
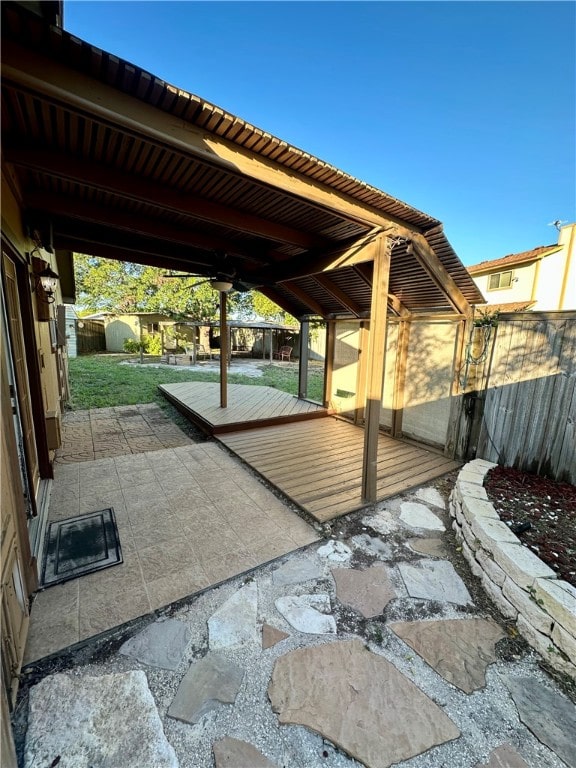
[21,481,575,768]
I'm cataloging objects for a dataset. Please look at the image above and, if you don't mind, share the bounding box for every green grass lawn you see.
[67,354,325,410]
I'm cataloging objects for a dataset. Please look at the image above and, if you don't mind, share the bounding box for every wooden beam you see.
[361,234,391,502]
[353,263,410,317]
[263,229,387,284]
[54,235,213,274]
[312,274,363,317]
[283,281,326,317]
[6,146,324,250]
[24,191,272,266]
[256,286,306,321]
[2,42,425,235]
[298,320,310,399]
[410,233,472,317]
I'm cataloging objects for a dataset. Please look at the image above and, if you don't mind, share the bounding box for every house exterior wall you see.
[1,170,67,724]
[532,249,566,310]
[470,224,576,312]
[104,315,140,351]
[329,321,361,416]
[472,261,537,306]
[380,322,399,429]
[400,320,458,447]
[104,313,172,351]
[558,224,576,310]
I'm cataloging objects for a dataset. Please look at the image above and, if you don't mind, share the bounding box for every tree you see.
[74,254,298,325]
[75,255,237,320]
[251,292,297,325]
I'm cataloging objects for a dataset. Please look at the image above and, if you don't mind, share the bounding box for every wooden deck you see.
[159,381,327,434]
[219,418,460,522]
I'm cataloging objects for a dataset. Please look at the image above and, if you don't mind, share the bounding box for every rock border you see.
[449,459,576,679]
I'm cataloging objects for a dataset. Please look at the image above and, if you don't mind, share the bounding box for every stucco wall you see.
[401,320,457,447]
[472,261,537,306]
[380,322,399,429]
[1,174,62,416]
[329,321,361,416]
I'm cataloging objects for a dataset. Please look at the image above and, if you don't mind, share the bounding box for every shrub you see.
[147,335,162,355]
[123,338,143,353]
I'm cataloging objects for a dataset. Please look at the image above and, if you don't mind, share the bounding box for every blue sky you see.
[64,1,575,266]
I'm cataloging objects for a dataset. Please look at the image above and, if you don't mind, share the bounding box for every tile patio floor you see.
[24,405,319,664]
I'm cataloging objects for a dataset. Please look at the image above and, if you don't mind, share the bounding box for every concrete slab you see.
[119,618,191,670]
[213,737,277,767]
[475,744,530,768]
[208,581,259,650]
[505,677,576,768]
[272,557,323,585]
[407,537,447,558]
[262,623,289,649]
[275,594,336,634]
[400,501,445,531]
[415,487,446,509]
[399,559,473,606]
[168,655,244,725]
[268,639,460,768]
[332,566,396,618]
[390,618,505,692]
[24,671,177,768]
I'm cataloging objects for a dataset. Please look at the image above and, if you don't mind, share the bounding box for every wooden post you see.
[361,234,391,502]
[219,291,227,408]
[323,320,335,408]
[269,329,273,363]
[298,320,310,399]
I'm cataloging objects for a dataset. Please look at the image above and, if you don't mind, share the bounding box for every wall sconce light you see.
[210,279,233,293]
[33,260,60,304]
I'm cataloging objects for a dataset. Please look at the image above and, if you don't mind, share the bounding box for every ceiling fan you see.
[162,270,237,293]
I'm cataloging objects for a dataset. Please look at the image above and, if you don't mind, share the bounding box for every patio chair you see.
[273,345,293,362]
[184,344,212,363]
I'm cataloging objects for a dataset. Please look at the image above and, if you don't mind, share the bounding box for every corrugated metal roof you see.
[1,2,485,319]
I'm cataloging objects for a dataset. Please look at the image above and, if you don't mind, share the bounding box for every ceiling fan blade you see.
[161,273,204,279]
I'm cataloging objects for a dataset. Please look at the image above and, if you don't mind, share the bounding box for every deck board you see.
[159,381,327,433]
[160,382,460,522]
[219,417,460,521]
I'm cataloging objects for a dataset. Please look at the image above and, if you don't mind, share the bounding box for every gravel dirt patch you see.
[484,466,576,588]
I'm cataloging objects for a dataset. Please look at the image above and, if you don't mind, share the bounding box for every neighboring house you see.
[102,312,173,352]
[468,222,576,312]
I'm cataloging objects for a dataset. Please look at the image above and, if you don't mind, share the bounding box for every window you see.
[146,322,159,334]
[488,270,513,290]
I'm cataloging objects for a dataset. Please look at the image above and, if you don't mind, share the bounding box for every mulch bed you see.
[484,465,576,588]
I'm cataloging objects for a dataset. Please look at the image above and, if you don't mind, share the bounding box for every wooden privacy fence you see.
[473,312,575,484]
[76,319,106,354]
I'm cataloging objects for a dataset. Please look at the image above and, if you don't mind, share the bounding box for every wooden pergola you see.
[1,3,484,501]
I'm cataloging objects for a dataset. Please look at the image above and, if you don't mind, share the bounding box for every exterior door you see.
[1,345,33,706]
[2,250,39,515]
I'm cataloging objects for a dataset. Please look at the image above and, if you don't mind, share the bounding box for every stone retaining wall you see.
[449,459,576,679]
